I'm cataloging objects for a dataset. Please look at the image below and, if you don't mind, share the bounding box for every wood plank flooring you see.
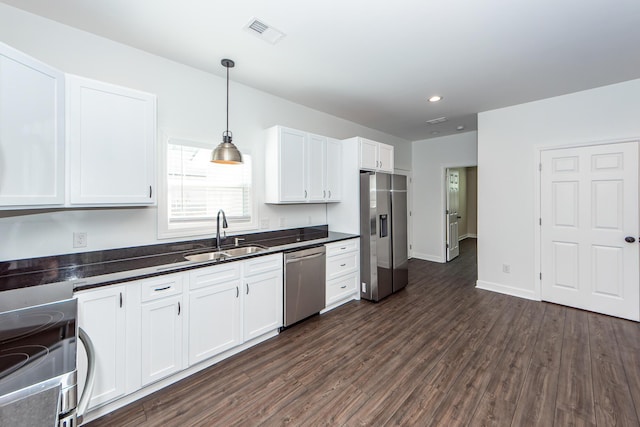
[87,239,640,426]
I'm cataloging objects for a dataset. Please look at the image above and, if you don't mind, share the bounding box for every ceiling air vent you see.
[244,18,286,44]
[426,117,448,125]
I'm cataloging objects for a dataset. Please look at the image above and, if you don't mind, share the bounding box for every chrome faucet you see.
[216,209,228,250]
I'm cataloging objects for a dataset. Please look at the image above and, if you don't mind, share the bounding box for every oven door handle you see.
[77,327,96,424]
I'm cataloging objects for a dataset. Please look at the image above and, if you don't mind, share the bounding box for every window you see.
[158,137,254,238]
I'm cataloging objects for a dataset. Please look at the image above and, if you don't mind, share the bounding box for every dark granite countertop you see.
[0,225,358,293]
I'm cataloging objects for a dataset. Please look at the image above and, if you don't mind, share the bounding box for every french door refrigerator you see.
[360,171,408,301]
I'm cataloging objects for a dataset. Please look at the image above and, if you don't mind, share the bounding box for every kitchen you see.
[2,1,640,426]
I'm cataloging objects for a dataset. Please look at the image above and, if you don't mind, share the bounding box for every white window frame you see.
[157,133,257,239]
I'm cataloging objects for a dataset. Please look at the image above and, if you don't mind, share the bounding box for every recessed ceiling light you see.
[431,131,440,135]
[428,95,443,102]
[456,125,465,131]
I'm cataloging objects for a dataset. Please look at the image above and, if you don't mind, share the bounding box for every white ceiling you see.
[4,0,640,141]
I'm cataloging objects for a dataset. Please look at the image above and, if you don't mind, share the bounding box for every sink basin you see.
[184,245,267,262]
[184,251,228,262]
[222,246,267,257]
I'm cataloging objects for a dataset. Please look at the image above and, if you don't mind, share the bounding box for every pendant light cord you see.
[226,64,229,134]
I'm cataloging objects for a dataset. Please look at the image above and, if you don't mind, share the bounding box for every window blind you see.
[167,140,252,224]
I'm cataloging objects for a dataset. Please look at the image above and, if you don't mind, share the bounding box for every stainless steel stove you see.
[0,283,79,426]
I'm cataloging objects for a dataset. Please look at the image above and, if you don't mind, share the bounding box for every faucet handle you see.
[234,237,245,247]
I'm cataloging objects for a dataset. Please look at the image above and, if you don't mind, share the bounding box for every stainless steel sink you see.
[184,251,228,262]
[184,245,267,262]
[221,246,267,257]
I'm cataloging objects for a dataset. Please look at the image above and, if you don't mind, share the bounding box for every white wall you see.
[0,4,411,260]
[477,78,640,300]
[411,132,477,262]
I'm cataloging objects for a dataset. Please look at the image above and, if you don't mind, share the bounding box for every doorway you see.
[445,167,477,262]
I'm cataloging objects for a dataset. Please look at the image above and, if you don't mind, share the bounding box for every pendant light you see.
[211,59,243,164]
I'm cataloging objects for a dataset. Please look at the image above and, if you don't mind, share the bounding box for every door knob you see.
[625,236,636,243]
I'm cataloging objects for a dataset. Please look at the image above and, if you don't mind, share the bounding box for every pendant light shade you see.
[211,59,243,164]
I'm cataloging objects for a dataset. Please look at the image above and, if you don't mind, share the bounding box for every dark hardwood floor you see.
[87,239,640,426]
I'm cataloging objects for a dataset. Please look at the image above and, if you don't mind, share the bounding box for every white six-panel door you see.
[541,141,639,321]
[446,169,460,261]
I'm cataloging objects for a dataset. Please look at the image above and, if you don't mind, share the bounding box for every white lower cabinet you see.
[76,285,127,410]
[77,253,283,415]
[139,274,184,386]
[188,262,242,365]
[243,254,283,340]
[324,239,360,311]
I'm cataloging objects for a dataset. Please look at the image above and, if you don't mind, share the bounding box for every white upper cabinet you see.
[265,125,342,204]
[377,142,394,172]
[326,137,343,201]
[307,133,327,202]
[67,75,156,205]
[0,42,65,207]
[359,138,378,171]
[265,126,307,203]
[359,137,394,172]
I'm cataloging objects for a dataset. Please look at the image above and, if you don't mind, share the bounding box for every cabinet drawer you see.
[327,273,358,305]
[243,253,282,277]
[189,262,241,291]
[326,252,358,280]
[326,239,359,257]
[140,274,183,302]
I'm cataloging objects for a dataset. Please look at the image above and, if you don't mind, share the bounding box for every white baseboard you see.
[412,252,445,263]
[476,280,540,301]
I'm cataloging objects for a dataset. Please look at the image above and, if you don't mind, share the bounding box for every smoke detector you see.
[244,18,286,44]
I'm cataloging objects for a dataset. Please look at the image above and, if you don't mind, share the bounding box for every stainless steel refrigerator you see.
[360,172,408,301]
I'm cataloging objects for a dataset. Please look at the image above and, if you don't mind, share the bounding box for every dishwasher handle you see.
[285,252,325,263]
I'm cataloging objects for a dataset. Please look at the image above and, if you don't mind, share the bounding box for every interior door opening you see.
[445,167,477,262]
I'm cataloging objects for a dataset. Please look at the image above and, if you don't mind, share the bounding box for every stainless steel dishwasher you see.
[284,245,326,327]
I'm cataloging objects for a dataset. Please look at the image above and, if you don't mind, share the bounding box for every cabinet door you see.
[244,269,283,341]
[67,75,156,205]
[359,138,378,171]
[326,138,342,202]
[188,280,242,365]
[140,295,183,386]
[378,143,394,172]
[0,43,65,207]
[278,127,306,202]
[307,133,327,202]
[327,273,359,306]
[77,285,126,409]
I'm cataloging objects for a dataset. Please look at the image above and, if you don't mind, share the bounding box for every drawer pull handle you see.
[154,286,171,292]
[236,286,239,298]
[340,285,347,289]
[340,247,347,250]
[340,264,346,267]
[177,302,181,315]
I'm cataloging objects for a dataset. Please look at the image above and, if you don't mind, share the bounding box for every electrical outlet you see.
[308,216,312,225]
[502,264,511,274]
[362,282,366,292]
[73,232,87,248]
[279,217,286,227]
[260,218,269,229]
